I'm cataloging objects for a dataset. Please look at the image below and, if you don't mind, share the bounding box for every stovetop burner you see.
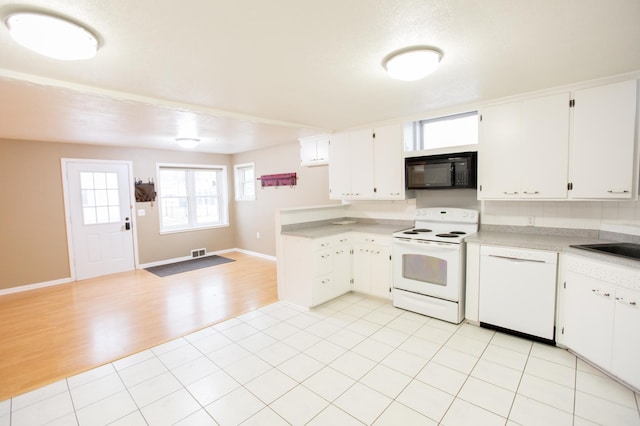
[392,208,479,243]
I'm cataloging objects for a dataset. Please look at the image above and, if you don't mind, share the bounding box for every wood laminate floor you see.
[0,251,277,401]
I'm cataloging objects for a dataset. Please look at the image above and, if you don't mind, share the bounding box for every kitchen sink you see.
[570,242,640,261]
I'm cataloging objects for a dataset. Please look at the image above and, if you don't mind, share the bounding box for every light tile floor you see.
[2,292,639,426]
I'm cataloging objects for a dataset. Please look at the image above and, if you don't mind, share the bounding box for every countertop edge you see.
[466,231,639,268]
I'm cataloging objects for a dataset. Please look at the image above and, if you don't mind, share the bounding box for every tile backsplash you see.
[482,200,640,230]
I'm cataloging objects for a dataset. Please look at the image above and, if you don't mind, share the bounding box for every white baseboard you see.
[233,248,277,261]
[0,277,72,296]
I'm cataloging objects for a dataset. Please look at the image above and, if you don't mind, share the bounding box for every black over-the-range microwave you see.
[405,151,477,189]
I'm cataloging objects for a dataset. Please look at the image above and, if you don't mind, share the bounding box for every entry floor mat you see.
[144,255,235,277]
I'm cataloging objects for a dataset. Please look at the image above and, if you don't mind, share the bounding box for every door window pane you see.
[80,172,121,225]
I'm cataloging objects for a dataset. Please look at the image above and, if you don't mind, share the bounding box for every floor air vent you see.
[191,248,206,258]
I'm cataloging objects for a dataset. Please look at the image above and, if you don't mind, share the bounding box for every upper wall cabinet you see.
[478,93,571,200]
[478,79,639,201]
[569,80,638,199]
[373,124,408,199]
[300,135,330,166]
[328,124,410,200]
[329,129,375,199]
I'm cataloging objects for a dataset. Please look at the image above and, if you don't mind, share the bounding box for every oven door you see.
[393,238,463,302]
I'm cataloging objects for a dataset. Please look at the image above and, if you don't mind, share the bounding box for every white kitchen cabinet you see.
[564,269,615,369]
[329,124,409,200]
[611,287,640,390]
[569,80,638,199]
[351,234,392,299]
[280,234,350,308]
[300,135,329,166]
[562,254,640,389]
[333,239,352,296]
[478,93,570,199]
[373,124,407,199]
[329,130,375,199]
[328,133,352,198]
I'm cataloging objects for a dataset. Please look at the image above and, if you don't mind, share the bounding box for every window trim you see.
[233,162,256,201]
[156,163,229,234]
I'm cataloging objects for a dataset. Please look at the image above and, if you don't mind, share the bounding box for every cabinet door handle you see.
[593,289,611,298]
[523,191,540,195]
[607,190,630,194]
[503,191,519,195]
[616,297,637,307]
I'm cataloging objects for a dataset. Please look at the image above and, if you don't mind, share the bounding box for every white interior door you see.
[64,160,135,280]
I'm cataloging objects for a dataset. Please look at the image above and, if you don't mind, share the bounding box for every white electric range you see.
[392,207,479,324]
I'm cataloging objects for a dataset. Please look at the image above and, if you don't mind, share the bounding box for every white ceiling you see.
[1,0,639,154]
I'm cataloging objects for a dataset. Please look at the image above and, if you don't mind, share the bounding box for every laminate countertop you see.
[281,219,410,239]
[466,230,640,269]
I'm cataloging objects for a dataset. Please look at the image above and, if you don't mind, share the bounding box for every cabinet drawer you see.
[313,234,350,250]
[313,274,335,306]
[314,249,333,276]
[352,233,391,246]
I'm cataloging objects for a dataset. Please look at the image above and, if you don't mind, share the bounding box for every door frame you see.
[61,158,140,281]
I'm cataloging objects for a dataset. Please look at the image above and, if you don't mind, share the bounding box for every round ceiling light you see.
[176,138,200,149]
[5,12,99,60]
[382,46,443,81]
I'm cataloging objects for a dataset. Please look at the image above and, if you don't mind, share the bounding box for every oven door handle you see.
[393,239,460,251]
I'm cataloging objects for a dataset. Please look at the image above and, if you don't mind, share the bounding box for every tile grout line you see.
[504,336,533,424]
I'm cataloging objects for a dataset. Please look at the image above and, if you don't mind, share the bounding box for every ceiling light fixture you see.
[5,12,99,60]
[382,46,443,81]
[175,138,200,149]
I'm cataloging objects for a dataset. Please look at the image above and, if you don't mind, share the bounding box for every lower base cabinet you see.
[352,235,392,300]
[563,254,640,390]
[280,232,392,308]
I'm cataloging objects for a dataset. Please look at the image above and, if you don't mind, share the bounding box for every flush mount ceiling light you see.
[382,46,443,81]
[176,138,200,149]
[5,12,99,60]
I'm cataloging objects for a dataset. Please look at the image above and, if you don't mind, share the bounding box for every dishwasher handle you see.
[488,254,547,264]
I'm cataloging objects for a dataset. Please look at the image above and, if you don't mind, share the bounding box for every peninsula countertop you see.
[280,219,411,239]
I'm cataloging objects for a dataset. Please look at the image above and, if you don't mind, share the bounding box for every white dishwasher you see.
[479,245,558,342]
